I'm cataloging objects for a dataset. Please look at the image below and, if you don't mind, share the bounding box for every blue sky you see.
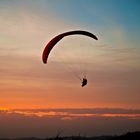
[38,0,140,35]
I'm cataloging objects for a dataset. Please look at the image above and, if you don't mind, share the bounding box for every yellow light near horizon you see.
[0,107,9,111]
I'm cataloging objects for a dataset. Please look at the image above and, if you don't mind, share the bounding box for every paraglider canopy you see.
[42,30,98,64]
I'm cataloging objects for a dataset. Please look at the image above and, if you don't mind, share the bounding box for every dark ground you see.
[0,131,139,140]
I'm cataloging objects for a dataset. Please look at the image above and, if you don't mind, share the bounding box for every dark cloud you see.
[0,108,140,138]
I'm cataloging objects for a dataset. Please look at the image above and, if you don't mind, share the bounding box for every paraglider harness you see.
[81,77,87,87]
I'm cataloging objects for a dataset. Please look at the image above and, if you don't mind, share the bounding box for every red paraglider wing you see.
[42,30,98,64]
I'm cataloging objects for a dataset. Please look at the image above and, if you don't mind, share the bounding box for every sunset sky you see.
[0,0,140,137]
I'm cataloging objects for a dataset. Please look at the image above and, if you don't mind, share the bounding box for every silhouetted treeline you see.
[110,131,140,140]
[0,131,139,140]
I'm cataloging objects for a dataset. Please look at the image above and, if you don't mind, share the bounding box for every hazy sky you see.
[0,0,140,137]
[0,0,140,109]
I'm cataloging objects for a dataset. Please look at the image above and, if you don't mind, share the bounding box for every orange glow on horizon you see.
[1,97,139,110]
[1,94,140,110]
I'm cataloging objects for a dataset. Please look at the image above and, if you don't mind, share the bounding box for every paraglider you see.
[42,30,98,87]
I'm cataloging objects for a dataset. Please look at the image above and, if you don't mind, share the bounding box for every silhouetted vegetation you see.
[110,131,140,140]
[0,131,139,140]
